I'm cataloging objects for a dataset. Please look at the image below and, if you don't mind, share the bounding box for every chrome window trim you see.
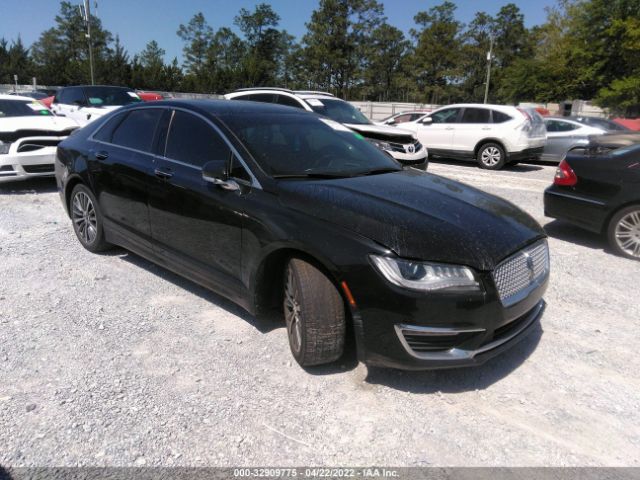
[89,105,261,189]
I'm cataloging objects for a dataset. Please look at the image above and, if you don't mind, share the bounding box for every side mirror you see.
[387,119,396,125]
[202,160,239,191]
[420,117,433,125]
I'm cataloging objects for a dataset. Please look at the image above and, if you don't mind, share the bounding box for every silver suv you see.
[225,88,428,170]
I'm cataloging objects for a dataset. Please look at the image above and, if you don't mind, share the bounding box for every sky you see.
[0,0,558,62]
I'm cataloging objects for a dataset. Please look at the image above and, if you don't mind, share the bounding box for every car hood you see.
[277,169,545,271]
[0,115,78,133]
[344,123,416,143]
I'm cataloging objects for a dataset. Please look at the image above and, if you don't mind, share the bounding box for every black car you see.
[544,133,640,260]
[55,100,549,370]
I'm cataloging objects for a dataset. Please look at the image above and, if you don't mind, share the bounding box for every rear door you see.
[148,109,246,293]
[89,107,164,250]
[415,107,461,152]
[543,119,584,162]
[453,107,492,154]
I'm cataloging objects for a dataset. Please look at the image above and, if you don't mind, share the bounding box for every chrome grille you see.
[493,240,549,306]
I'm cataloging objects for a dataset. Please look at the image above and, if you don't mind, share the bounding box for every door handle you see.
[154,168,173,180]
[445,127,455,130]
[482,127,492,130]
[95,151,109,160]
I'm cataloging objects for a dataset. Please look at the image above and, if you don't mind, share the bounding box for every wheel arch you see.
[251,246,349,321]
[63,174,86,217]
[602,201,640,235]
[474,138,507,158]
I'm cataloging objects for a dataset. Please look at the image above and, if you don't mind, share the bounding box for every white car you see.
[376,111,431,126]
[50,85,142,127]
[0,95,78,183]
[225,88,428,169]
[401,104,547,170]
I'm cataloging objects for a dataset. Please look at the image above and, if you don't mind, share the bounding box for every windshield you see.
[221,113,401,177]
[84,87,142,107]
[304,98,371,125]
[0,99,52,117]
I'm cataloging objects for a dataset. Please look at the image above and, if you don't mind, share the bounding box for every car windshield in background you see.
[304,98,371,125]
[222,113,401,178]
[84,87,142,107]
[0,99,52,117]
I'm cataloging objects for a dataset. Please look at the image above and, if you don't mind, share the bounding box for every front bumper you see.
[389,148,428,170]
[0,136,66,183]
[347,262,548,370]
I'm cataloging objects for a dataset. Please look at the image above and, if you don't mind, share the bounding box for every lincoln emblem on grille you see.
[524,252,535,282]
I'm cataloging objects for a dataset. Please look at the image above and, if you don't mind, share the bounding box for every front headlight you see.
[368,139,392,151]
[370,255,480,292]
[0,143,11,155]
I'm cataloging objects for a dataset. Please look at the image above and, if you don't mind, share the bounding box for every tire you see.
[477,143,506,170]
[607,205,640,261]
[69,184,112,253]
[283,258,346,366]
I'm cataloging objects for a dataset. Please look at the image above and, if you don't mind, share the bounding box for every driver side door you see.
[148,109,248,296]
[414,107,461,153]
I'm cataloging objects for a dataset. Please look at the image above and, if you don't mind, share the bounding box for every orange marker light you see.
[341,281,357,307]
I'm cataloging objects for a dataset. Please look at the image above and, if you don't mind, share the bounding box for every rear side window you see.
[430,108,460,124]
[110,109,164,152]
[238,93,276,104]
[276,95,305,110]
[460,108,491,123]
[546,120,579,132]
[165,111,231,167]
[93,112,127,142]
[58,87,85,105]
[492,111,512,123]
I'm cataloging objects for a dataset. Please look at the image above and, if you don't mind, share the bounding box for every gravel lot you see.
[1,160,639,467]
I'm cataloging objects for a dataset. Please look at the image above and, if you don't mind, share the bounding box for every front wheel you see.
[70,184,112,253]
[283,258,346,366]
[607,205,640,261]
[477,143,506,170]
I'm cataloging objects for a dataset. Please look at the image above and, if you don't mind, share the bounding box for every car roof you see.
[132,98,314,117]
[0,94,38,101]
[228,88,337,102]
[432,103,520,113]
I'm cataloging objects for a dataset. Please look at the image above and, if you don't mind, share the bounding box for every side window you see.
[410,113,424,122]
[460,108,491,124]
[242,93,276,104]
[229,155,251,182]
[546,120,578,133]
[61,87,85,106]
[111,109,163,152]
[165,111,231,168]
[276,95,305,110]
[394,114,411,123]
[93,112,127,143]
[492,110,512,123]
[430,108,460,124]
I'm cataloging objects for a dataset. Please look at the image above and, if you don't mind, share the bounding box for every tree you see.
[105,35,131,86]
[410,1,464,103]
[31,1,112,85]
[177,13,212,76]
[363,23,410,101]
[303,0,384,98]
[0,37,34,85]
[460,11,495,102]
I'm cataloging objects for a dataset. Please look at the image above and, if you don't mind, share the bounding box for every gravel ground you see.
[1,161,639,467]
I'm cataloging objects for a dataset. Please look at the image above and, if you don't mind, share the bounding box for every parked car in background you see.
[50,85,142,126]
[225,88,428,170]
[137,91,165,102]
[377,111,431,126]
[544,133,640,260]
[0,94,78,183]
[56,99,548,369]
[401,104,546,170]
[541,117,605,163]
[569,115,630,132]
[612,118,640,131]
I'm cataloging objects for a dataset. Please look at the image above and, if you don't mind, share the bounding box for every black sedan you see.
[55,100,549,370]
[544,133,640,260]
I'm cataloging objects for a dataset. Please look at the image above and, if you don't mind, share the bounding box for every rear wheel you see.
[607,205,640,261]
[70,184,111,253]
[477,143,506,170]
[283,258,346,366]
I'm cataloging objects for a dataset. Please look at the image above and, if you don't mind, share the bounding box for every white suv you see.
[401,104,546,170]
[225,88,428,170]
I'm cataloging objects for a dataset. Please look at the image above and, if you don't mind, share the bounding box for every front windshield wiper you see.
[272,172,353,179]
[357,167,402,176]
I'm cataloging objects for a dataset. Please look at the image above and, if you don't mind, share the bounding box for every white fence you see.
[351,102,439,121]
